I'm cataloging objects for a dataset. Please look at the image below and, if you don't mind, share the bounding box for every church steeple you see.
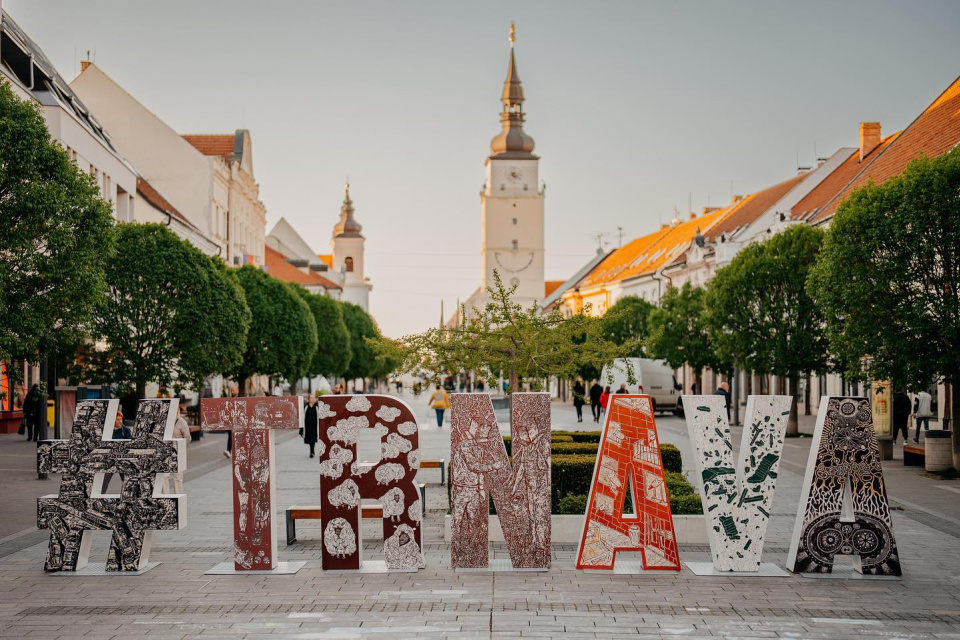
[333,181,362,238]
[490,22,536,159]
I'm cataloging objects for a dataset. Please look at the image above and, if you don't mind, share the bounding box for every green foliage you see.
[601,296,655,357]
[85,224,249,396]
[0,80,115,362]
[551,454,598,511]
[809,148,960,391]
[557,493,589,515]
[551,434,574,443]
[341,302,378,380]
[229,266,316,387]
[551,442,600,456]
[553,430,603,444]
[665,471,694,496]
[647,283,727,374]
[660,443,682,474]
[705,225,829,379]
[389,271,637,391]
[670,493,704,515]
[291,287,352,378]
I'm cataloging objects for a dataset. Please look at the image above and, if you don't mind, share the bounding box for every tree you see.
[341,302,378,383]
[647,282,727,391]
[389,271,637,393]
[705,224,829,434]
[601,296,654,357]
[808,148,960,466]
[228,266,316,395]
[0,80,114,364]
[85,223,250,398]
[292,287,352,380]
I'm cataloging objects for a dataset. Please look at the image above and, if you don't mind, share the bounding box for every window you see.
[512,218,517,225]
[511,240,518,250]
[345,257,354,272]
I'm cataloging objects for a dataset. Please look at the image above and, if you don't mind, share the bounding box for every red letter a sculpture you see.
[450,392,551,569]
[576,395,680,571]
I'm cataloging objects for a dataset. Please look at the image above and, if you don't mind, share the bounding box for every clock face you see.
[506,166,523,183]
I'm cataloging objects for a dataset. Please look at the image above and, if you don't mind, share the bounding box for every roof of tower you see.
[333,182,363,238]
[489,23,536,160]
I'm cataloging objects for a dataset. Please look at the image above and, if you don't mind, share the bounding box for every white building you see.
[69,63,265,263]
[266,217,342,297]
[321,183,372,311]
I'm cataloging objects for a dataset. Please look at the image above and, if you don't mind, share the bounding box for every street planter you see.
[0,410,23,434]
[442,514,708,545]
[925,430,952,472]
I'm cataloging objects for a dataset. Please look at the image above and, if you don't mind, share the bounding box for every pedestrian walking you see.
[428,384,450,427]
[302,394,320,458]
[589,380,603,423]
[23,383,41,441]
[572,380,586,423]
[913,389,934,443]
[163,403,190,494]
[892,388,911,445]
[714,381,731,420]
[599,386,611,416]
[637,384,645,394]
[615,383,628,394]
[101,409,132,493]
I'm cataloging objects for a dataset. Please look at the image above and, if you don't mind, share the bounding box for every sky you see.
[6,0,960,337]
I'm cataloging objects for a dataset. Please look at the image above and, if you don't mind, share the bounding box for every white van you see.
[599,358,683,415]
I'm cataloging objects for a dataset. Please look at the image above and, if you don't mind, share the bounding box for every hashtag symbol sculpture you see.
[37,398,186,572]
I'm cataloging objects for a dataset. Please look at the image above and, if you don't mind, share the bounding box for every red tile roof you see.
[544,280,564,298]
[707,173,809,239]
[793,134,899,221]
[182,134,235,161]
[812,74,960,223]
[136,178,201,232]
[265,246,341,290]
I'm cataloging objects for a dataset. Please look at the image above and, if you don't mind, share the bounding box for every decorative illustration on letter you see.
[317,395,424,571]
[683,394,790,572]
[787,396,901,576]
[38,398,185,572]
[201,396,300,570]
[450,392,551,569]
[575,395,679,571]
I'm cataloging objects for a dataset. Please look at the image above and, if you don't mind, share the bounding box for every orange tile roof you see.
[265,246,341,289]
[706,173,809,239]
[793,134,899,221]
[812,74,960,223]
[317,254,333,269]
[582,208,729,288]
[136,177,201,232]
[544,280,564,298]
[182,134,234,161]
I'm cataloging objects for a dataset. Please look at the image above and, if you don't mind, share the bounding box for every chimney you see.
[702,206,720,215]
[860,122,881,162]
[80,60,92,72]
[688,212,696,220]
[731,195,743,204]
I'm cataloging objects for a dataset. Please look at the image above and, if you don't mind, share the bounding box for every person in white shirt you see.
[913,390,934,444]
[164,403,191,494]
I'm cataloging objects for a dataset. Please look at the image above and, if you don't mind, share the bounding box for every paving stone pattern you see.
[2,391,960,638]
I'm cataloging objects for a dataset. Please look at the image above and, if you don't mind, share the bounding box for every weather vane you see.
[509,22,516,49]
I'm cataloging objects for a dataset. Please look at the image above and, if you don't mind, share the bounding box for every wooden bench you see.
[904,443,925,466]
[286,483,426,545]
[421,459,446,485]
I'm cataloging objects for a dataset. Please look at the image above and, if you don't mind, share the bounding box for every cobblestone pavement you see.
[2,390,960,639]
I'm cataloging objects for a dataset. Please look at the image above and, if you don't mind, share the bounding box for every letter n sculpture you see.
[787,396,902,576]
[201,396,301,570]
[317,395,424,571]
[450,392,551,570]
[38,398,186,572]
[683,394,790,573]
[576,395,680,571]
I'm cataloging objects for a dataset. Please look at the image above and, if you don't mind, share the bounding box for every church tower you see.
[331,182,372,311]
[481,23,545,308]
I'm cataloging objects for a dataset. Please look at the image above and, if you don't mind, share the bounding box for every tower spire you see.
[489,22,535,158]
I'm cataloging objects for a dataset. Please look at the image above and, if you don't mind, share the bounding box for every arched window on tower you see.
[345,257,354,272]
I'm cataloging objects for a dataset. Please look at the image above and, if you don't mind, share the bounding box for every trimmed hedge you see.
[557,493,588,515]
[551,442,600,456]
[502,433,576,456]
[660,443,682,474]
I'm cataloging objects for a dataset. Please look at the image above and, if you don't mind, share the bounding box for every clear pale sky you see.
[7,1,960,337]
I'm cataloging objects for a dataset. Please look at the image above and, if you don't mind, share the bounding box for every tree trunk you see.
[238,375,248,398]
[290,379,299,396]
[804,372,811,415]
[136,379,146,400]
[786,372,800,436]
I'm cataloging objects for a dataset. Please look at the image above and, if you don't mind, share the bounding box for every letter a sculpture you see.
[201,396,301,570]
[576,395,679,571]
[683,394,790,573]
[38,398,186,572]
[450,392,551,570]
[787,396,901,576]
[317,395,424,571]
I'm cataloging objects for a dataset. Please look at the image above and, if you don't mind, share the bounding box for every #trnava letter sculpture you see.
[201,396,301,570]
[450,392,551,569]
[683,394,790,572]
[38,398,186,572]
[787,396,902,576]
[576,395,680,571]
[317,395,424,571]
